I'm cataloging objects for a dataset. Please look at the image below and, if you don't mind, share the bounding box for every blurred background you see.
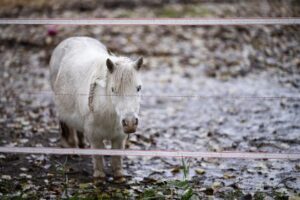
[0,0,300,199]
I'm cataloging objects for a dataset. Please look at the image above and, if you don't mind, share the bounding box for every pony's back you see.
[49,37,109,131]
[49,37,108,89]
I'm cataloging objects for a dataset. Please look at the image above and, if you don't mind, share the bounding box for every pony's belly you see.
[54,94,86,132]
[58,108,85,132]
[90,115,122,140]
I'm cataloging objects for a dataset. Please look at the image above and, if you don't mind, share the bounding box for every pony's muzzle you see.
[122,114,138,134]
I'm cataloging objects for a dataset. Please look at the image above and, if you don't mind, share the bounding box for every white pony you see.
[49,37,143,181]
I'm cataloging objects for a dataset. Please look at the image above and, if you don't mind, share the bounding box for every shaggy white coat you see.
[50,37,142,178]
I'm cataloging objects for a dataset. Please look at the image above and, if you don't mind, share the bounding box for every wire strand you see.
[0,147,299,159]
[1,18,300,26]
[11,91,300,100]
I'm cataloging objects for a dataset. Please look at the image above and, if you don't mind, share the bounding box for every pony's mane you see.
[110,56,137,94]
[89,56,137,111]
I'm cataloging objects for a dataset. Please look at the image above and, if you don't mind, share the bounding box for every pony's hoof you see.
[113,176,126,183]
[93,170,106,180]
[113,169,126,183]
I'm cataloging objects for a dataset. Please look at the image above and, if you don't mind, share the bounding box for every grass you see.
[224,189,244,200]
[54,156,70,199]
[139,158,195,200]
[0,157,296,199]
[253,192,265,200]
[181,158,190,181]
[273,191,289,200]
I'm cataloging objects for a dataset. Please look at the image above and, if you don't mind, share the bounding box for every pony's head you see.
[106,57,143,134]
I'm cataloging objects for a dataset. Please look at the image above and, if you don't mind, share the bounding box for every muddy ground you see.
[0,0,300,199]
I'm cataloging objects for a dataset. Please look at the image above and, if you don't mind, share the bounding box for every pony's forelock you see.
[107,56,139,94]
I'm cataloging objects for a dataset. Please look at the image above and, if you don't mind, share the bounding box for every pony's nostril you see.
[135,118,139,125]
[122,119,127,127]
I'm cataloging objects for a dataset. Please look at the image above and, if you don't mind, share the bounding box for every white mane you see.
[106,56,138,95]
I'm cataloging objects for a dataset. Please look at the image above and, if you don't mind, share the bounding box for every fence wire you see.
[8,91,300,101]
[0,18,300,26]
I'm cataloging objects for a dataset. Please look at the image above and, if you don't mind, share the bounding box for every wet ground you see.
[0,0,300,199]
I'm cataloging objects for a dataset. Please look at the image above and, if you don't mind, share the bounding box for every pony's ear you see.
[134,57,143,71]
[106,58,114,73]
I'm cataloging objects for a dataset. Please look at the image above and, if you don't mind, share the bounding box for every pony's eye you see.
[137,85,141,92]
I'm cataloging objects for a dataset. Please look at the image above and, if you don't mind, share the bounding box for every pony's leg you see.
[91,140,106,179]
[111,135,126,181]
[60,121,78,148]
[76,131,85,148]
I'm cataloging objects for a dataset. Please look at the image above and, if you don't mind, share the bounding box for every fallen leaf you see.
[223,172,236,179]
[171,166,181,174]
[195,168,206,175]
[1,175,12,180]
